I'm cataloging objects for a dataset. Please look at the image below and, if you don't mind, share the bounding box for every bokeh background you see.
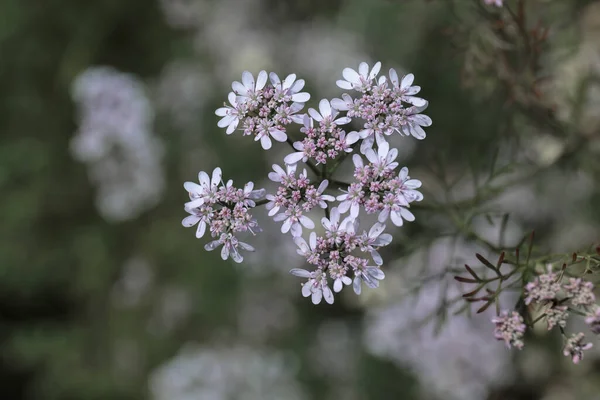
[1,0,600,399]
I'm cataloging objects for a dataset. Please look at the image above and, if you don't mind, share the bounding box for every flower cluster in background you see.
[490,263,598,364]
[71,67,165,221]
[183,61,431,304]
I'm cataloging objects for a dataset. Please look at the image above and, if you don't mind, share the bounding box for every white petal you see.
[309,232,317,249]
[400,207,415,221]
[401,73,414,89]
[182,215,200,227]
[244,181,254,193]
[378,208,390,223]
[273,213,288,222]
[323,286,334,304]
[331,98,348,111]
[410,124,426,140]
[270,129,287,142]
[260,135,272,150]
[221,244,229,260]
[269,72,281,86]
[352,154,364,168]
[330,207,340,225]
[184,182,203,195]
[389,68,399,86]
[283,73,297,90]
[238,242,255,251]
[215,107,229,117]
[290,222,302,237]
[365,148,378,164]
[312,289,323,305]
[227,91,237,106]
[369,61,381,80]
[217,115,235,128]
[185,198,204,209]
[242,71,255,90]
[353,277,362,295]
[196,221,206,238]
[299,215,315,229]
[391,211,404,226]
[333,279,343,293]
[291,92,310,102]
[255,70,268,90]
[371,250,383,266]
[319,99,331,117]
[317,180,329,194]
[281,218,292,233]
[342,68,361,84]
[290,268,311,278]
[308,107,322,122]
[290,79,305,93]
[204,240,222,251]
[346,131,359,145]
[232,81,247,95]
[367,267,385,280]
[358,62,369,77]
[284,152,305,165]
[336,80,353,90]
[211,167,222,187]
[369,222,386,238]
[334,116,351,125]
[302,284,312,297]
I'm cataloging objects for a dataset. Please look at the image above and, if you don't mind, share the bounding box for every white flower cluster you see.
[71,67,165,221]
[183,61,432,304]
[150,343,306,400]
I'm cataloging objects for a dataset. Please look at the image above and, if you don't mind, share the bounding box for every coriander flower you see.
[336,61,382,92]
[492,311,526,350]
[563,278,596,307]
[217,70,309,150]
[284,101,357,166]
[332,62,432,153]
[182,168,265,263]
[563,332,593,364]
[585,307,600,334]
[337,153,422,226]
[290,208,392,304]
[266,164,334,237]
[290,268,334,305]
[215,92,245,134]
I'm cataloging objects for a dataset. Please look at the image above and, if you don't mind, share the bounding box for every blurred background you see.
[1,0,600,399]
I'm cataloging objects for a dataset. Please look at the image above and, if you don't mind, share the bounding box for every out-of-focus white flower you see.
[70,66,165,222]
[150,343,306,400]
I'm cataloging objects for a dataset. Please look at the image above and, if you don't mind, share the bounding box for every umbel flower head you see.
[284,99,357,166]
[265,163,335,237]
[182,167,265,263]
[491,310,526,350]
[215,71,310,150]
[289,207,392,305]
[332,61,432,153]
[337,142,423,226]
[183,60,431,305]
